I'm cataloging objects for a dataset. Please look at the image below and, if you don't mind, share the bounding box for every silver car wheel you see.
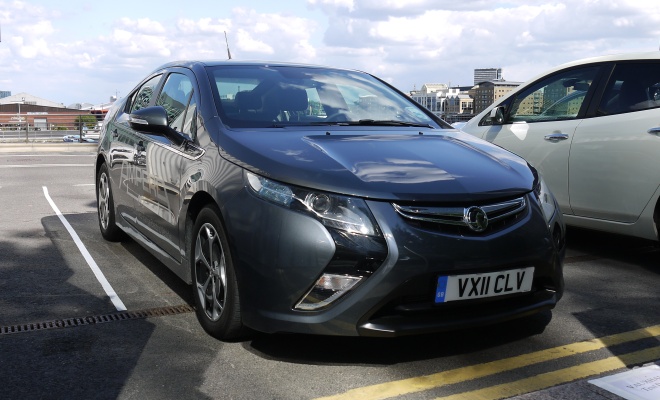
[98,172,110,230]
[194,223,228,322]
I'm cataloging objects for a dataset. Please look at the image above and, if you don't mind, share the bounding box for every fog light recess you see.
[295,274,362,311]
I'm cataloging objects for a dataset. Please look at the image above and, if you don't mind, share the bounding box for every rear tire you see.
[97,163,124,242]
[191,206,243,340]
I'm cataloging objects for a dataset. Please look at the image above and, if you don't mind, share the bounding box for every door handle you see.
[647,127,660,135]
[544,133,569,142]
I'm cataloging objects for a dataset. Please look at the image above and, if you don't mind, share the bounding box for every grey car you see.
[95,61,565,340]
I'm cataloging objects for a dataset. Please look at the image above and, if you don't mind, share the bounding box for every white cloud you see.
[236,28,274,54]
[308,0,356,13]
[177,17,232,35]
[0,0,659,105]
[116,17,166,35]
[16,19,54,36]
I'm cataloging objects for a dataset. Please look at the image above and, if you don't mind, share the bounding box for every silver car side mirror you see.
[490,107,505,125]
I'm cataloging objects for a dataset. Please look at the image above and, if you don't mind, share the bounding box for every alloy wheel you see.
[98,172,110,230]
[194,223,227,321]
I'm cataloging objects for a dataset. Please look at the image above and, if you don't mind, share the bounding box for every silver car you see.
[462,52,660,242]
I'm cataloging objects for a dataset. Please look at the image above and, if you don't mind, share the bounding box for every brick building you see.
[0,93,95,131]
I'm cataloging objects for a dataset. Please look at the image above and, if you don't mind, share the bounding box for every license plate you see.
[435,267,534,303]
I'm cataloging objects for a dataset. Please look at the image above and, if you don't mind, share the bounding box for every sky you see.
[1,0,659,107]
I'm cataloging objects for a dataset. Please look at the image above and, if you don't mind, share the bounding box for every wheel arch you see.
[94,154,107,193]
[183,190,221,284]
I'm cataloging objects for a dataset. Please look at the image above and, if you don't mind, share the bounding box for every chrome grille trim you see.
[392,197,527,227]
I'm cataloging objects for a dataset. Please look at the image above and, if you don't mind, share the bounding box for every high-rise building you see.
[0,91,11,99]
[474,68,502,85]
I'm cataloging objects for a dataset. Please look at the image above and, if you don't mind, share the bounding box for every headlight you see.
[246,172,379,236]
[534,176,556,223]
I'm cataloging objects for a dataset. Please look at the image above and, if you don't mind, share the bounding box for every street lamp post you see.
[12,97,26,142]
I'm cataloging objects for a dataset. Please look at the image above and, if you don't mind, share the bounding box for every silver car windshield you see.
[208,65,444,129]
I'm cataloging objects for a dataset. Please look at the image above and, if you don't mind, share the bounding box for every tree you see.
[74,115,98,131]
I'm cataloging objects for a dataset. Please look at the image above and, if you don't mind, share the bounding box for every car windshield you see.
[208,65,444,129]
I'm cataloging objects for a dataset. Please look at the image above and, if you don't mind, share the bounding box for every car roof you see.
[153,59,360,73]
[475,51,660,113]
[528,51,660,81]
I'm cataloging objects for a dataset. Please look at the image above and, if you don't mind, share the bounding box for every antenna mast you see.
[224,31,232,60]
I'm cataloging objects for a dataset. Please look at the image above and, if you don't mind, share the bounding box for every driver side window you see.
[156,73,194,134]
[506,67,599,123]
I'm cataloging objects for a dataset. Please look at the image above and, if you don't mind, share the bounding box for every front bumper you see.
[227,190,565,337]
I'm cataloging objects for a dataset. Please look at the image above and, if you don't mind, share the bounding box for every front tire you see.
[97,163,123,242]
[191,206,243,340]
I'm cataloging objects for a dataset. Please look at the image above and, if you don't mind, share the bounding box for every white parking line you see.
[0,164,93,168]
[42,186,127,312]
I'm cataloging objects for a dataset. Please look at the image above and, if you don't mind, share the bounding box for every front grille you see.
[392,196,528,236]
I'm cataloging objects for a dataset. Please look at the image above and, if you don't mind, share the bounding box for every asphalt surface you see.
[0,143,660,400]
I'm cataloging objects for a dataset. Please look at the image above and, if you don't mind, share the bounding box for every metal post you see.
[16,98,27,143]
[11,98,26,143]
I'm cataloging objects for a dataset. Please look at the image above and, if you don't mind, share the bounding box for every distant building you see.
[0,91,10,99]
[0,92,65,108]
[0,92,93,131]
[474,68,502,85]
[410,83,449,116]
[444,93,474,123]
[410,84,475,121]
[410,69,521,121]
[469,80,522,115]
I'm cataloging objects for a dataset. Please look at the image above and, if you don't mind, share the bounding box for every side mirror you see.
[129,106,185,145]
[490,106,505,125]
[129,106,169,134]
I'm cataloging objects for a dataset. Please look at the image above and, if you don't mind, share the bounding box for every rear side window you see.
[598,62,660,115]
[505,66,600,124]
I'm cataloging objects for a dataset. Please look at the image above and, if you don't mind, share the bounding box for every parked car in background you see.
[461,52,660,243]
[63,134,98,143]
[95,60,565,340]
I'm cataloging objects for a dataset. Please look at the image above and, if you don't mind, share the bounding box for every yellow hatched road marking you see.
[436,346,660,400]
[314,324,660,400]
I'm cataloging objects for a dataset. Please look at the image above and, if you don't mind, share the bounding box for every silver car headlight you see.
[534,176,557,224]
[246,171,379,236]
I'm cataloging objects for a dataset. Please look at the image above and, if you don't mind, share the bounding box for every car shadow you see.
[119,238,194,306]
[565,226,659,274]
[244,310,552,365]
[0,215,156,398]
[0,213,214,399]
[565,227,660,368]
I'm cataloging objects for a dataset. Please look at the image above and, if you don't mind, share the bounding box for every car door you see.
[107,74,163,230]
[568,61,660,222]
[132,70,202,262]
[479,66,603,215]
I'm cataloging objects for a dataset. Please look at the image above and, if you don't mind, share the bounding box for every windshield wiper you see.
[351,119,435,128]
[268,120,436,129]
[298,120,435,128]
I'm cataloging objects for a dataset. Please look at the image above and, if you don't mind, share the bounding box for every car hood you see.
[218,128,535,202]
